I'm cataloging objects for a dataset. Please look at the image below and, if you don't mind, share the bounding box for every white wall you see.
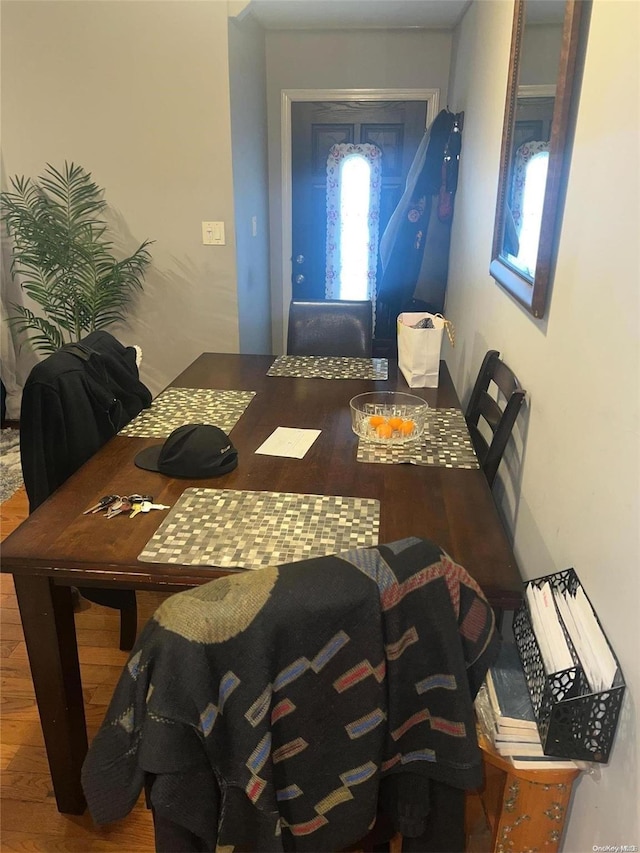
[446,1,639,849]
[1,0,240,398]
[264,28,453,351]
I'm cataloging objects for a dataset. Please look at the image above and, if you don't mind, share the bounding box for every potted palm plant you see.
[0,162,152,354]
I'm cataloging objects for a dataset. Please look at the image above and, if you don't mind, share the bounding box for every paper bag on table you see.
[397,312,446,388]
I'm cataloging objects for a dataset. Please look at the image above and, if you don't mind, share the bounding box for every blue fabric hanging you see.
[376,110,463,340]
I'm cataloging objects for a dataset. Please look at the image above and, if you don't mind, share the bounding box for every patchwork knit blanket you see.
[82,537,499,851]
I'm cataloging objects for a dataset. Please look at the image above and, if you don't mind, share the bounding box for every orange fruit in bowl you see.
[369,415,386,428]
[376,422,394,440]
[400,419,416,435]
[388,416,403,430]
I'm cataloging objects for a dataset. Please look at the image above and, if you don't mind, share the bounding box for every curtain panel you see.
[325,143,382,309]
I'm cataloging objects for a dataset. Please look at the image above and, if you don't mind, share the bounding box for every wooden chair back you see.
[465,350,526,487]
[287,300,373,358]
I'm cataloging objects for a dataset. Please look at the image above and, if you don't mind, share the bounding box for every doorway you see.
[291,100,428,302]
[279,88,440,352]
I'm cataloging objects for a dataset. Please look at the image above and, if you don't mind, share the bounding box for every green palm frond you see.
[7,305,67,353]
[1,162,153,353]
[38,163,106,238]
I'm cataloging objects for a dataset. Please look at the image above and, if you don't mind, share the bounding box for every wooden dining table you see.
[0,353,522,815]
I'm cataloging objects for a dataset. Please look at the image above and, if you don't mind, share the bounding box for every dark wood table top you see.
[1,353,522,607]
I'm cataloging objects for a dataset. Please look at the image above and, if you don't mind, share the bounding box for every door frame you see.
[279,88,440,353]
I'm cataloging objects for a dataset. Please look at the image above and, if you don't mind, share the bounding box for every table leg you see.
[14,576,88,814]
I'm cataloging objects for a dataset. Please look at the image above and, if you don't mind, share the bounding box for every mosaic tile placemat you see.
[119,388,256,438]
[267,355,388,380]
[357,408,479,469]
[138,488,380,570]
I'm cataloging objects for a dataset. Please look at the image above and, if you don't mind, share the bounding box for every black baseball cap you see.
[134,424,238,478]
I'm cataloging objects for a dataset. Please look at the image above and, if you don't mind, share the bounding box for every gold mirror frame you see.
[490,0,592,318]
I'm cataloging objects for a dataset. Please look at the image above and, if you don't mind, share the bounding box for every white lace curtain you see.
[325,143,382,306]
[511,139,549,232]
[510,139,550,276]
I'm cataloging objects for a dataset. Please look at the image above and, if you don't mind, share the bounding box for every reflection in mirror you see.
[490,0,592,318]
[502,89,554,277]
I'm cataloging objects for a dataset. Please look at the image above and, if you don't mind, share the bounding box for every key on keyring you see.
[104,498,124,518]
[83,494,120,515]
[128,494,154,519]
[106,498,132,519]
[128,494,153,505]
[140,501,171,513]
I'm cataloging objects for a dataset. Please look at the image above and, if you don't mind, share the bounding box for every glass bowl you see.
[350,391,428,444]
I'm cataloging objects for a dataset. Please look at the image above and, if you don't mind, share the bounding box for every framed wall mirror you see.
[490,0,592,318]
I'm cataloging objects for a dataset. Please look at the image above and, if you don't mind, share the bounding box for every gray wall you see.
[229,14,272,355]
[1,0,240,398]
[521,24,564,86]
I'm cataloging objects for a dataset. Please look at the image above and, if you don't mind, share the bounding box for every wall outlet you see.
[202,221,225,245]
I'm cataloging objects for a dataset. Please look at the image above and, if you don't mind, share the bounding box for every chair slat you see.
[464,350,525,487]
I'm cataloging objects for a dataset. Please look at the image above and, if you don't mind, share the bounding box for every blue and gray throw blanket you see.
[82,537,500,851]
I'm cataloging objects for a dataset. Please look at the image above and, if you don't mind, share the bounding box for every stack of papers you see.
[525,582,573,674]
[526,580,618,692]
[552,586,617,692]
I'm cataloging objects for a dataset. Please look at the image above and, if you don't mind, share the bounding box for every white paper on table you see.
[255,427,321,459]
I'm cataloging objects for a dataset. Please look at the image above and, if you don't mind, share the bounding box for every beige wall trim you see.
[279,87,440,352]
[517,84,557,98]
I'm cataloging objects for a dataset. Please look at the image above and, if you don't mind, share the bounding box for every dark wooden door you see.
[291,100,427,300]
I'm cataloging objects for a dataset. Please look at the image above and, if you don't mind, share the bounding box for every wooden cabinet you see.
[466,732,580,852]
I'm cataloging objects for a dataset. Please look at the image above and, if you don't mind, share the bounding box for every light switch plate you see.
[202,221,225,245]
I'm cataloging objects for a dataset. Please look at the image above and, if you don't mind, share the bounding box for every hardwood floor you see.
[1,486,163,851]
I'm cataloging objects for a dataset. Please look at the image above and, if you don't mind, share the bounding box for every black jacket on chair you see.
[20,331,152,512]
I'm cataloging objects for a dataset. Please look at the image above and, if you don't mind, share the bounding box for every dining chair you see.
[287,299,373,357]
[82,537,499,852]
[465,350,526,488]
[19,331,152,650]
